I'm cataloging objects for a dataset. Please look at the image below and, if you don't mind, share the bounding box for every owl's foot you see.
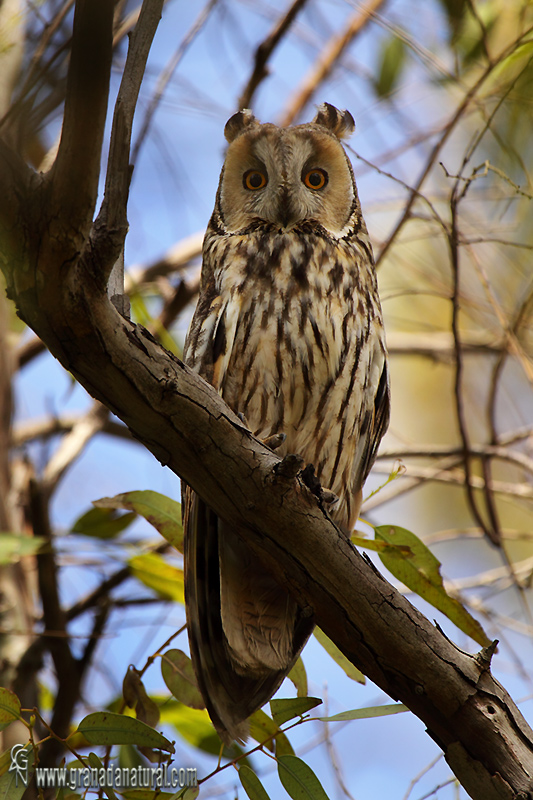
[262,432,286,451]
[301,464,339,506]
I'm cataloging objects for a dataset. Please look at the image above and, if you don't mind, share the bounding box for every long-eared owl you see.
[183,103,389,743]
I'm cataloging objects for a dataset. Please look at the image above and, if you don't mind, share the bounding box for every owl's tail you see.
[183,489,313,744]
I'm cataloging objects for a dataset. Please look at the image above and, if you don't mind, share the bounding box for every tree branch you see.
[5,266,532,795]
[238,0,309,110]
[94,0,165,287]
[48,0,114,243]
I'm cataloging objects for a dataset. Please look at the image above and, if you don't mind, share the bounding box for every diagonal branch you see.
[94,0,165,287]
[279,0,387,127]
[238,0,309,110]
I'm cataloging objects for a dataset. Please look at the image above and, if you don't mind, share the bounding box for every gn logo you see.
[9,744,30,786]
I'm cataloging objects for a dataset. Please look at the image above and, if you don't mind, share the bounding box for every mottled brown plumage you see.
[183,103,389,742]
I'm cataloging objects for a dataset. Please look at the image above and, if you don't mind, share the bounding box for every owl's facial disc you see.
[220,125,356,235]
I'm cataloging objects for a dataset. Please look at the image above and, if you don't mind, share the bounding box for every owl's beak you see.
[276,184,298,230]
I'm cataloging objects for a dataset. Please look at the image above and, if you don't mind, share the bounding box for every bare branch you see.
[279,0,387,126]
[13,413,132,447]
[42,402,110,493]
[238,0,309,110]
[94,0,165,286]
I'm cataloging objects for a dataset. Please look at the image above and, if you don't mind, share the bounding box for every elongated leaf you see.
[270,698,322,727]
[95,491,183,551]
[320,703,408,722]
[248,709,293,755]
[277,755,330,800]
[375,35,406,98]
[161,650,204,710]
[0,688,21,731]
[375,525,491,647]
[287,657,308,698]
[120,792,176,800]
[0,533,46,564]
[77,712,174,753]
[239,765,272,800]
[162,702,223,756]
[87,752,117,800]
[122,667,160,727]
[313,628,365,684]
[70,507,136,540]
[128,553,184,603]
[169,789,199,800]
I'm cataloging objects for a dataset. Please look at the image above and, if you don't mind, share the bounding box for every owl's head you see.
[215,103,359,237]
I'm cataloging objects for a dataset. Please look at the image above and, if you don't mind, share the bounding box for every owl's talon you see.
[273,453,304,480]
[262,432,286,451]
[237,412,250,429]
[300,464,338,505]
[321,489,339,506]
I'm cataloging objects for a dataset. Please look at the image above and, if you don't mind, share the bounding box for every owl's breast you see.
[200,230,386,530]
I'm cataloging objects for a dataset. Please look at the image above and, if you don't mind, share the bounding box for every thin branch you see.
[125,231,203,290]
[279,0,387,126]
[238,0,309,109]
[93,0,165,288]
[42,402,110,493]
[378,444,533,476]
[131,0,219,165]
[13,413,133,448]
[375,24,533,268]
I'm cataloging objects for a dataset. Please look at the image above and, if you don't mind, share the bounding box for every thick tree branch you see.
[1,3,532,796]
[3,262,533,796]
[48,0,114,242]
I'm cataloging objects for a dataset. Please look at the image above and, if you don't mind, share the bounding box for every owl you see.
[183,103,389,743]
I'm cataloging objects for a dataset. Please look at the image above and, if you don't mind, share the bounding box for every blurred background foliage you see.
[0,0,532,798]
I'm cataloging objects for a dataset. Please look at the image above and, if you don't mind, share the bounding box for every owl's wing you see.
[183,486,313,744]
[356,358,390,492]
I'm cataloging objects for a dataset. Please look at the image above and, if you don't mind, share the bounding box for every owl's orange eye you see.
[303,169,328,190]
[243,170,268,190]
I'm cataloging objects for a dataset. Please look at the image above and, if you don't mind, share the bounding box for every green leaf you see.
[169,789,199,800]
[161,650,205,710]
[0,533,46,564]
[128,553,184,603]
[350,535,388,552]
[161,702,223,756]
[129,294,181,358]
[320,703,409,722]
[375,35,406,98]
[95,491,183,551]
[77,712,174,753]
[270,698,322,727]
[0,688,21,731]
[87,753,118,800]
[375,525,491,647]
[70,507,136,540]
[313,628,365,684]
[120,792,176,800]
[277,755,330,800]
[122,667,160,728]
[287,657,308,698]
[239,765,272,800]
[248,709,293,755]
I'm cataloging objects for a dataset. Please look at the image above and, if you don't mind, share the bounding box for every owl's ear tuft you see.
[224,109,260,142]
[312,103,355,140]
